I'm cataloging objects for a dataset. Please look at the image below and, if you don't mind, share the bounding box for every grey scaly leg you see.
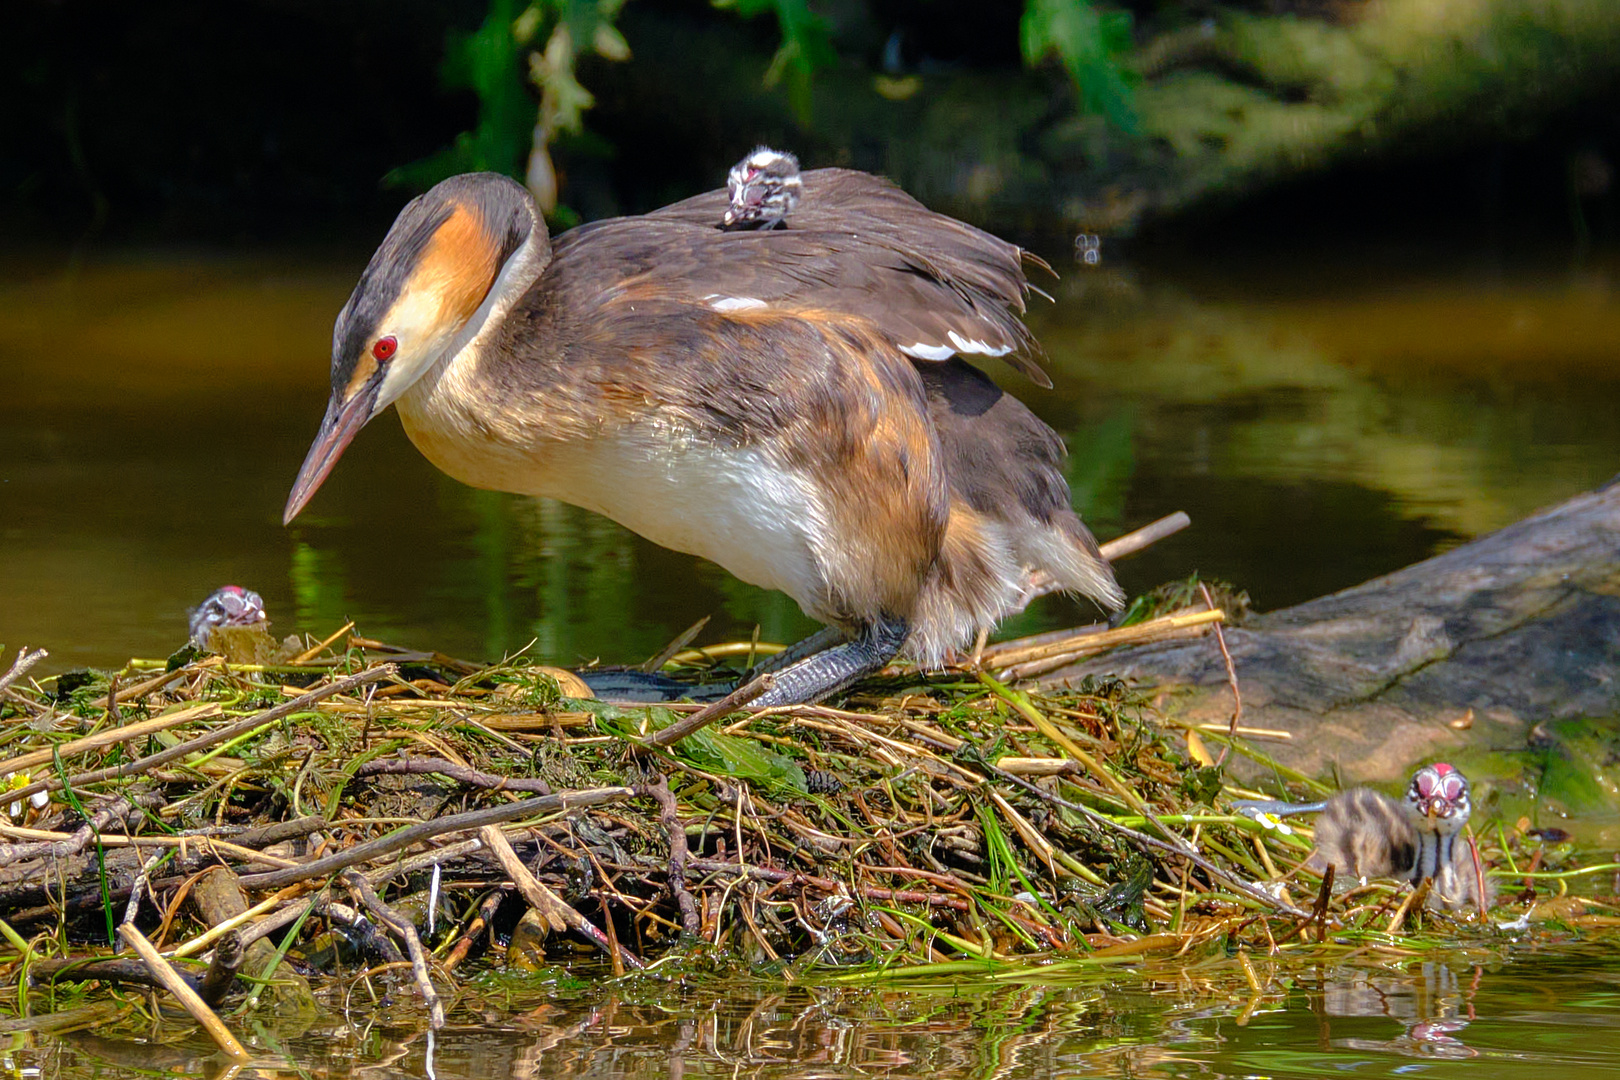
[571,621,903,706]
[1231,799,1330,819]
[746,626,845,679]
[749,618,909,707]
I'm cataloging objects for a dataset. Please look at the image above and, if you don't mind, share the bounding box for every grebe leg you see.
[745,626,846,679]
[574,621,904,706]
[749,618,909,707]
[576,669,731,703]
[1232,798,1330,818]
[577,627,846,703]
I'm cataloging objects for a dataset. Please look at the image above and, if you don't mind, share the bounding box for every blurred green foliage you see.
[387,0,636,214]
[393,0,1138,207]
[1020,0,1137,133]
[375,0,1620,236]
[716,0,837,122]
[385,0,534,190]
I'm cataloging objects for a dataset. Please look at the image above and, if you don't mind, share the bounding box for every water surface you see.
[27,948,1620,1078]
[3,247,1617,669]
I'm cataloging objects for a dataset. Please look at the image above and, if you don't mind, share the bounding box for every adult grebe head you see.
[284,173,545,524]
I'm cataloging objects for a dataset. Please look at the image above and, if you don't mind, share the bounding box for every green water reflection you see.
[2,250,1617,670]
[29,948,1620,1078]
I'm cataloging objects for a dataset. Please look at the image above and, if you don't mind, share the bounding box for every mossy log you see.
[1046,478,1620,782]
[594,0,1620,234]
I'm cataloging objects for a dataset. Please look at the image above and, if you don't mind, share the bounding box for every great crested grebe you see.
[284,168,1124,706]
[1237,763,1491,910]
[722,147,802,230]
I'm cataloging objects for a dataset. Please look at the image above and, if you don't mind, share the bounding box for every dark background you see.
[6,0,1619,251]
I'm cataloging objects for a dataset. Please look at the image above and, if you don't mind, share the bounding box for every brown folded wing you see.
[547,168,1052,387]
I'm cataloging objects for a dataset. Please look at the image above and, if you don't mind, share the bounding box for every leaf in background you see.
[390,0,632,214]
[524,1,634,212]
[530,28,596,139]
[385,0,533,190]
[715,0,836,122]
[1021,0,1138,133]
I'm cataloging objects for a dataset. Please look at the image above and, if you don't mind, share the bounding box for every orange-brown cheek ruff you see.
[415,206,503,324]
[283,169,1123,707]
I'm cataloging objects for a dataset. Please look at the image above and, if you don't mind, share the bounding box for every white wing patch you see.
[946,331,1014,357]
[709,296,768,313]
[900,342,955,361]
[900,334,1014,361]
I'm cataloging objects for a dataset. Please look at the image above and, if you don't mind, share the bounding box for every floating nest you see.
[0,609,1609,1052]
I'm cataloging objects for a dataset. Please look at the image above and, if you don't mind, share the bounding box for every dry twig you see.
[117,923,249,1060]
[0,795,154,868]
[343,870,445,1028]
[637,776,699,935]
[640,674,774,748]
[477,824,645,969]
[0,703,222,782]
[356,756,552,794]
[8,664,398,804]
[238,786,633,890]
[0,647,48,696]
[1015,512,1192,611]
[1199,582,1243,767]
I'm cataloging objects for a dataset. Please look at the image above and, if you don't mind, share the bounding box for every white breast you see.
[400,390,835,619]
[536,428,834,617]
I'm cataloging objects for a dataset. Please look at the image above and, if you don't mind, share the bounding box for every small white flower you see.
[1249,879,1290,901]
[2,772,36,819]
[1254,811,1293,836]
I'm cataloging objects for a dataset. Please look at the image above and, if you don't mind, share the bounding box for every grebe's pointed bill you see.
[283,374,383,525]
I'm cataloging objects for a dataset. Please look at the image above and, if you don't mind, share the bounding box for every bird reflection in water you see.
[1317,960,1482,1061]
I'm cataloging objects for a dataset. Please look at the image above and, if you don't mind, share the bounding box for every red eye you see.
[372,336,397,361]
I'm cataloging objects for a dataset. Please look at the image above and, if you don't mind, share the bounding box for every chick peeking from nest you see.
[188,586,301,665]
[189,586,268,650]
[722,147,801,230]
